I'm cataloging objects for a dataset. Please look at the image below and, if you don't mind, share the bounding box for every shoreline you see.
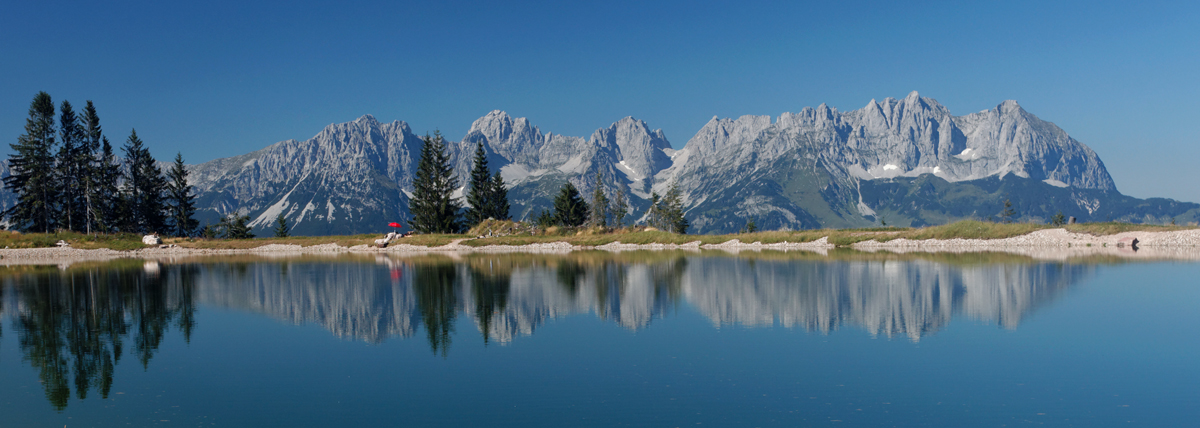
[2,228,1199,267]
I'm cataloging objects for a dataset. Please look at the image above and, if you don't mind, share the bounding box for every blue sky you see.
[2,0,1198,201]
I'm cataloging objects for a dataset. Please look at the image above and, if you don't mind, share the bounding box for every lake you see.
[2,250,1198,427]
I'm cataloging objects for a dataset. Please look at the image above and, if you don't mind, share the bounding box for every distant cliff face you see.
[171,93,1194,235]
[660,92,1126,232]
[187,115,423,235]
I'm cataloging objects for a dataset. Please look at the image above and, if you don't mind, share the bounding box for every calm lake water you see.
[1,251,1198,427]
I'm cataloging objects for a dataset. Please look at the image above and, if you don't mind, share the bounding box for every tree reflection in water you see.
[2,262,197,410]
[0,250,1094,410]
[414,263,458,357]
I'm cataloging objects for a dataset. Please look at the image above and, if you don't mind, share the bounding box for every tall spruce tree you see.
[551,182,588,227]
[610,186,628,228]
[464,143,492,226]
[488,171,510,221]
[95,136,124,232]
[81,101,103,234]
[588,172,608,228]
[5,92,59,232]
[645,192,662,229]
[165,153,198,237]
[273,213,289,238]
[220,213,254,239]
[644,184,687,233]
[408,132,463,233]
[663,182,688,234]
[122,129,167,233]
[57,100,87,231]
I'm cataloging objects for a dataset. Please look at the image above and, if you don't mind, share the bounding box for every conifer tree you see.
[81,101,103,234]
[663,182,688,234]
[645,192,662,229]
[95,136,124,232]
[1050,211,1066,226]
[408,132,462,233]
[645,183,688,234]
[610,186,628,228]
[57,100,86,231]
[220,213,254,239]
[465,143,492,226]
[5,92,59,232]
[273,213,289,238]
[551,182,588,227]
[122,129,167,233]
[1000,199,1016,224]
[588,172,608,228]
[165,153,198,237]
[488,171,510,221]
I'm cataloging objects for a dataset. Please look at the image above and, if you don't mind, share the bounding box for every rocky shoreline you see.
[1,229,1199,267]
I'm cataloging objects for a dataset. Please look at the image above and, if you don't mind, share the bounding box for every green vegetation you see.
[409,131,464,233]
[551,182,589,227]
[273,213,290,238]
[5,92,200,236]
[645,182,688,234]
[0,220,1192,251]
[588,172,609,228]
[217,213,255,239]
[166,152,199,237]
[464,142,510,225]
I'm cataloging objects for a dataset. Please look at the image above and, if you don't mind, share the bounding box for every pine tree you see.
[95,136,124,232]
[465,143,492,226]
[165,153,198,237]
[1050,211,1066,226]
[532,208,554,228]
[4,92,59,232]
[273,213,289,238]
[588,172,608,228]
[662,182,688,234]
[610,186,628,228]
[740,217,757,234]
[645,192,662,229]
[646,183,688,233]
[122,129,167,233]
[220,213,254,239]
[1000,199,1016,224]
[408,132,463,233]
[81,101,103,234]
[488,171,510,221]
[57,100,86,231]
[551,182,589,227]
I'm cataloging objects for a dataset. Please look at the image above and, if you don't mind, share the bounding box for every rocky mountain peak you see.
[588,116,672,181]
[997,99,1023,115]
[464,110,545,166]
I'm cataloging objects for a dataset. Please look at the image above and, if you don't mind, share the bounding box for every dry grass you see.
[169,233,464,249]
[0,220,1191,251]
[465,220,1197,247]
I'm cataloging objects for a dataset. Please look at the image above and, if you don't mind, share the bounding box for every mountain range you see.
[6,92,1198,235]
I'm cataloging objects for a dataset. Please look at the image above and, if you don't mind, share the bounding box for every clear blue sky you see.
[3,0,1198,201]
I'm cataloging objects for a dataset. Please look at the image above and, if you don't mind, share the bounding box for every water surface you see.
[2,251,1197,427]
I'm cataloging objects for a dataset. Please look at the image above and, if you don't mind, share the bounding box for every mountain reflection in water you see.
[0,251,1093,409]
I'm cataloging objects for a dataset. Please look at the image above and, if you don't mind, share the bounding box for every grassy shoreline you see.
[1,220,1193,251]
